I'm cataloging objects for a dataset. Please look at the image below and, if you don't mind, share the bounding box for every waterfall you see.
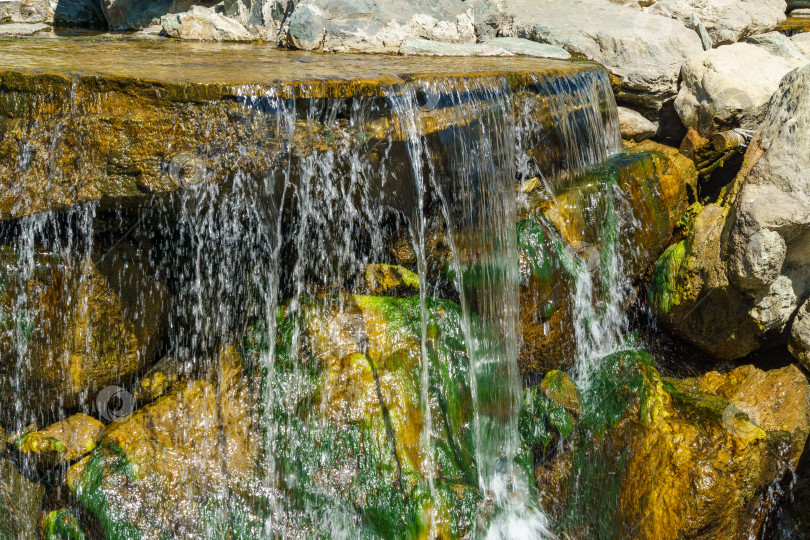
[0,55,627,538]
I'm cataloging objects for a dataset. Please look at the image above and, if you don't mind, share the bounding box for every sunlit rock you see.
[618,107,658,142]
[613,0,787,45]
[13,413,103,466]
[674,43,805,138]
[536,351,810,539]
[500,0,703,112]
[161,5,255,42]
[654,64,810,359]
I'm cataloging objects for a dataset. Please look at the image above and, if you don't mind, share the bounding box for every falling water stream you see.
[0,45,643,538]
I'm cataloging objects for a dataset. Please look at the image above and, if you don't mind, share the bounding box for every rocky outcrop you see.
[280,0,490,52]
[500,0,704,112]
[615,0,787,45]
[675,43,806,138]
[651,64,810,359]
[161,5,255,41]
[537,351,810,539]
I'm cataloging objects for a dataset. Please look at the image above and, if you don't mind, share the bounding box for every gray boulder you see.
[161,5,259,41]
[747,31,808,61]
[281,0,490,52]
[101,0,173,29]
[613,0,787,45]
[499,0,704,111]
[675,43,806,137]
[618,106,659,141]
[52,0,105,26]
[726,64,810,306]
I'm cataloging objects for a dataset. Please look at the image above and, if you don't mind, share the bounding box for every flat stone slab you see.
[0,23,50,36]
[0,35,593,95]
[0,35,608,220]
[398,37,570,59]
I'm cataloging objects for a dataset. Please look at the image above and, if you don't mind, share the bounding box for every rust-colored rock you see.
[66,345,260,538]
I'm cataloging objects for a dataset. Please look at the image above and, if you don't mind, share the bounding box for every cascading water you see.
[0,45,656,539]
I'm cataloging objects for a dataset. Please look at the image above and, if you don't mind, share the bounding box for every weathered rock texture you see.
[67,346,261,538]
[0,246,169,419]
[675,43,806,138]
[614,0,787,45]
[0,0,103,26]
[161,5,255,41]
[0,458,43,538]
[280,0,489,52]
[789,298,810,369]
[499,0,704,112]
[651,64,810,359]
[618,106,658,142]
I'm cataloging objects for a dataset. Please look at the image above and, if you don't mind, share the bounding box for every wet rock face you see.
[651,64,810,359]
[66,345,261,539]
[65,296,478,538]
[13,413,104,465]
[519,146,693,374]
[537,352,810,539]
[0,245,169,420]
[0,457,44,538]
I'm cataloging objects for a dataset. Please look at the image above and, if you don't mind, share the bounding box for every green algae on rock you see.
[535,350,810,540]
[518,146,692,374]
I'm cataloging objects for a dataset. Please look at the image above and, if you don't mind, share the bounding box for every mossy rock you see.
[537,350,810,540]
